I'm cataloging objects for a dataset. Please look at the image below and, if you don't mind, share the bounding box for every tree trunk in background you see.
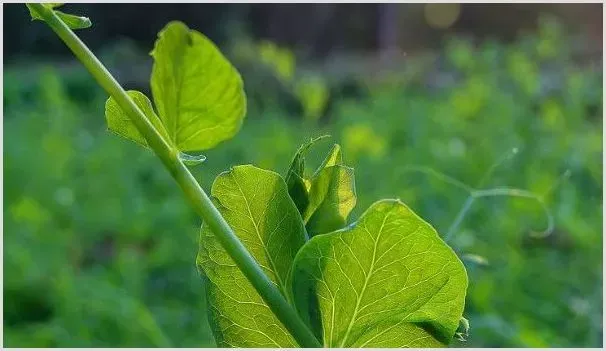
[377,3,400,62]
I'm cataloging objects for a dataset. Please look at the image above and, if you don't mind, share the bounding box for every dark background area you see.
[4,3,603,60]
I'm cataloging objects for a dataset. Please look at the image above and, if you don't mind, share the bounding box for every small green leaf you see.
[304,145,356,235]
[285,135,329,214]
[197,165,307,347]
[286,171,309,215]
[105,90,169,148]
[26,4,91,30]
[285,139,357,236]
[26,4,49,21]
[304,164,356,235]
[313,143,343,173]
[290,199,468,347]
[55,10,91,29]
[150,21,246,152]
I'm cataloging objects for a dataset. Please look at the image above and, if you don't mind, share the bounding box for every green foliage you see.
[150,21,246,152]
[255,40,331,121]
[286,141,357,236]
[197,152,464,347]
[285,137,322,215]
[105,90,169,148]
[5,12,601,349]
[294,75,331,122]
[105,21,246,153]
[258,41,296,82]
[26,3,91,30]
[5,68,216,347]
[291,200,467,347]
[197,166,306,347]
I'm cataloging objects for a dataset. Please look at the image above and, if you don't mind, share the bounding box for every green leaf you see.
[290,199,468,347]
[150,21,246,152]
[285,135,329,214]
[303,145,356,235]
[313,143,343,172]
[26,4,52,20]
[26,4,91,30]
[104,90,170,148]
[197,165,307,347]
[294,75,330,121]
[285,139,357,236]
[55,10,92,30]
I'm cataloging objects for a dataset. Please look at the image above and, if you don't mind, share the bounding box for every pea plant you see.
[26,4,469,348]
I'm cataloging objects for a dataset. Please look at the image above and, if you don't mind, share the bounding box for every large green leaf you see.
[150,21,246,152]
[290,200,468,347]
[285,140,357,236]
[104,90,169,148]
[196,165,307,347]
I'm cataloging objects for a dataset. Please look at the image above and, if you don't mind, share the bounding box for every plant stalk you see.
[444,195,475,242]
[28,4,320,348]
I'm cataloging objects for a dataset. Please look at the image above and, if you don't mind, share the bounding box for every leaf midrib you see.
[233,173,287,295]
[172,40,185,143]
[337,209,391,347]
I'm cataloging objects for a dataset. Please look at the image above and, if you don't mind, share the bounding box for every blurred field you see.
[3,11,603,348]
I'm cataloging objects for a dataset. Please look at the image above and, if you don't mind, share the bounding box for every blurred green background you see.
[3,3,603,348]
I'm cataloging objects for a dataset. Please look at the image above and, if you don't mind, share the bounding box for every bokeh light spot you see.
[425,3,461,29]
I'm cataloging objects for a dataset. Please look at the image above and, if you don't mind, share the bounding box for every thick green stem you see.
[28,4,320,348]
